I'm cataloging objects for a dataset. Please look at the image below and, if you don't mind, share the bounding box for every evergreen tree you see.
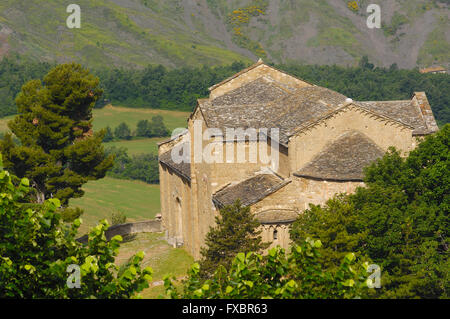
[199,201,269,279]
[0,63,114,206]
[103,126,114,142]
[114,122,132,140]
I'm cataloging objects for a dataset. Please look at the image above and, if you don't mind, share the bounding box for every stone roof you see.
[255,209,299,224]
[212,173,290,208]
[294,131,385,181]
[201,80,348,145]
[159,144,191,182]
[199,62,438,145]
[357,98,435,135]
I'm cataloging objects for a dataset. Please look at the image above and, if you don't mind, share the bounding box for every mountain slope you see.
[0,0,448,68]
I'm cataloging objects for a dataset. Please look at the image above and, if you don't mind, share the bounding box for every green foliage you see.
[290,195,368,270]
[59,206,84,223]
[199,201,269,279]
[105,146,159,184]
[103,126,114,142]
[1,58,448,125]
[359,55,375,70]
[0,55,52,117]
[0,63,114,206]
[290,125,450,298]
[114,122,132,140]
[382,12,409,36]
[135,116,169,138]
[111,209,127,226]
[165,239,371,299]
[0,155,152,298]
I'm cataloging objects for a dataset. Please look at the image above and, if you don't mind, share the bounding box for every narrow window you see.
[273,229,278,240]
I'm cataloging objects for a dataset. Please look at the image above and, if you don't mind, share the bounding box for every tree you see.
[290,195,368,270]
[136,119,151,137]
[359,55,375,70]
[103,126,114,142]
[0,155,152,298]
[105,147,159,184]
[199,201,269,279]
[164,239,372,299]
[114,122,132,140]
[149,115,168,137]
[290,125,449,298]
[0,63,114,206]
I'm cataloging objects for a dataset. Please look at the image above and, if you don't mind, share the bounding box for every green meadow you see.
[92,105,189,132]
[70,177,161,235]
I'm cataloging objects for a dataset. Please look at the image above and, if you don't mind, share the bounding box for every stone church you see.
[158,60,439,259]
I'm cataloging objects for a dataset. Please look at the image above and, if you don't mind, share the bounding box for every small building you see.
[158,60,439,259]
[419,66,447,74]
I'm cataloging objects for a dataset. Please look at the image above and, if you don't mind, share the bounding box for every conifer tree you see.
[199,201,269,279]
[0,63,114,206]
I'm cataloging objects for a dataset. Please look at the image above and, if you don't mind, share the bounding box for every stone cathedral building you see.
[158,60,438,259]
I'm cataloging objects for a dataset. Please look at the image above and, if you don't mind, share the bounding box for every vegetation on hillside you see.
[1,57,449,125]
[105,146,159,184]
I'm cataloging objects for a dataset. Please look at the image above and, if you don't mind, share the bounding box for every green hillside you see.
[0,0,448,69]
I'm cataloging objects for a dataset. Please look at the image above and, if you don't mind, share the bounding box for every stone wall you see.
[289,105,415,173]
[77,220,162,244]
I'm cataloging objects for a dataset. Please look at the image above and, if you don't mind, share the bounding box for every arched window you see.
[273,228,278,240]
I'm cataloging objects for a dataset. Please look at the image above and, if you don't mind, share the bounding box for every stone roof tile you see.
[294,131,385,181]
[212,174,289,208]
[159,144,191,181]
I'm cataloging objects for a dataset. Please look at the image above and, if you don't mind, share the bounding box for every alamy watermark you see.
[66,264,81,289]
[66,4,81,29]
[170,121,280,171]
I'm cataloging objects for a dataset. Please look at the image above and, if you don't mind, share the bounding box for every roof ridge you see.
[208,60,314,92]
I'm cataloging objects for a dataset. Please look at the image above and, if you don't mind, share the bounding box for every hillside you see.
[0,0,448,69]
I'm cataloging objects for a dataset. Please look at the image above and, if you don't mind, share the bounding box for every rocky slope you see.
[0,0,448,68]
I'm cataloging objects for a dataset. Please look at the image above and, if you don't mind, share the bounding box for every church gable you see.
[208,60,311,100]
[294,131,384,181]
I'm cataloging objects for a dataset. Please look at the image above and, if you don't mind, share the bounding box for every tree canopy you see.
[199,201,269,279]
[291,125,449,298]
[0,63,114,206]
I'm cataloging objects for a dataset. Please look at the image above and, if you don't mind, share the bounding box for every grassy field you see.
[104,137,166,155]
[92,105,189,132]
[115,232,194,299]
[0,105,190,134]
[70,177,161,235]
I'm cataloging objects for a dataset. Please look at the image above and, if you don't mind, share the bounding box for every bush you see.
[111,210,127,225]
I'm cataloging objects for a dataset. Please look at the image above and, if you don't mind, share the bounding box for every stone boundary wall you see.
[77,219,162,244]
